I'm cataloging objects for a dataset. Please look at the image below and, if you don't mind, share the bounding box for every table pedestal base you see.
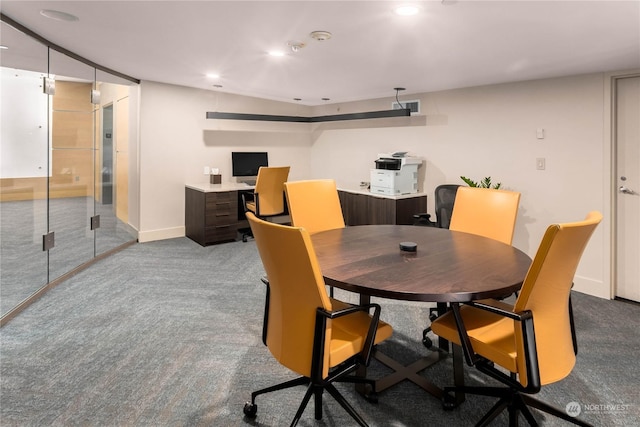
[373,350,444,397]
[355,344,466,406]
[354,295,466,404]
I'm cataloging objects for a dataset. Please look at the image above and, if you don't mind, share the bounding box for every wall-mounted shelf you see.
[206,108,410,123]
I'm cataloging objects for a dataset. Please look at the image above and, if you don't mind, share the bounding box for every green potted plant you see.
[460,176,502,189]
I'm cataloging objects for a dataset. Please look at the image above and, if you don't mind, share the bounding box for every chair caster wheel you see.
[442,393,457,411]
[243,402,257,418]
[422,329,433,348]
[364,391,378,404]
[242,236,248,243]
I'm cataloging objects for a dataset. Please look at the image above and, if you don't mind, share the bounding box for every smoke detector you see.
[310,31,332,41]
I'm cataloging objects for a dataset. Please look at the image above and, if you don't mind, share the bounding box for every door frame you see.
[607,69,640,300]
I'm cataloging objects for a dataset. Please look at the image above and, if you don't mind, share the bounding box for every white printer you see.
[370,152,423,195]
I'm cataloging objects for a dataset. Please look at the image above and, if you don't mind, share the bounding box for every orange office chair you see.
[243,212,392,426]
[448,186,521,245]
[284,179,345,235]
[241,166,290,241]
[423,186,521,348]
[284,179,346,296]
[431,211,602,427]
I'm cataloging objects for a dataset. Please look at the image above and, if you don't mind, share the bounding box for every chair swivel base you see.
[239,227,253,242]
[442,386,593,427]
[244,374,376,427]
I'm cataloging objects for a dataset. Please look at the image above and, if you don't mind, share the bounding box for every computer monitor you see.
[231,152,268,177]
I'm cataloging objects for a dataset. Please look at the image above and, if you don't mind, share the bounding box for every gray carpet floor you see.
[1,237,638,426]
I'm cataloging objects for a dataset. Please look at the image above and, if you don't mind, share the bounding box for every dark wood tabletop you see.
[312,225,532,303]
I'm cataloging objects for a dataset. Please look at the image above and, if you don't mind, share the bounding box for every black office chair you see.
[413,184,460,229]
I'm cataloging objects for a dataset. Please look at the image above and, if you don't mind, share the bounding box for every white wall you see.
[309,73,609,297]
[138,81,313,242]
[138,73,613,298]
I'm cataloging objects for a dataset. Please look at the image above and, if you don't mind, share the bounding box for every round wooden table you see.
[311,225,532,398]
[312,225,532,303]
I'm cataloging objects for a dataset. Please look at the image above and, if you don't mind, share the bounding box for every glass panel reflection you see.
[47,50,96,281]
[0,21,49,316]
[93,74,137,256]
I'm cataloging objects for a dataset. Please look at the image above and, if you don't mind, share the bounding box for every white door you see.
[615,75,640,302]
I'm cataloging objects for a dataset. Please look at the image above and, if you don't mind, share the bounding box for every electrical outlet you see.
[204,166,210,175]
[536,158,546,170]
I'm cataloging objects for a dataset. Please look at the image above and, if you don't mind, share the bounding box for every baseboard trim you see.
[572,275,610,299]
[138,226,185,243]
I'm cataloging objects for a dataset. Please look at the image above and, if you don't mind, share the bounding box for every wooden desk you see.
[185,183,254,246]
[311,225,531,398]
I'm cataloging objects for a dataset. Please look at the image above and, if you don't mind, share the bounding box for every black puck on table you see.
[399,242,417,252]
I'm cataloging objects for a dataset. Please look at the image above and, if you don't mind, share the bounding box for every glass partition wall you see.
[0,22,50,318]
[0,19,138,322]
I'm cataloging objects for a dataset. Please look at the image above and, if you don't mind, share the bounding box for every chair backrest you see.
[284,179,345,235]
[434,184,461,228]
[449,186,521,245]
[253,166,290,216]
[513,211,602,387]
[246,212,334,378]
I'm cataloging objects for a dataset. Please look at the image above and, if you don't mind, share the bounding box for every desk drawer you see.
[205,224,238,243]
[206,194,235,212]
[205,192,235,226]
[205,191,235,203]
[205,210,235,226]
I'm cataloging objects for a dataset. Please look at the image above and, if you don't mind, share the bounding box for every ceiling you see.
[1,1,639,106]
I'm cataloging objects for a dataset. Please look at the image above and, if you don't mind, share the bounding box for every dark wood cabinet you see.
[338,190,427,226]
[186,187,244,245]
[186,185,425,245]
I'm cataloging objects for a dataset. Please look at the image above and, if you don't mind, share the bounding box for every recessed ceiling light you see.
[206,73,220,79]
[268,50,285,57]
[40,9,79,22]
[0,45,8,50]
[212,84,223,88]
[393,5,421,16]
